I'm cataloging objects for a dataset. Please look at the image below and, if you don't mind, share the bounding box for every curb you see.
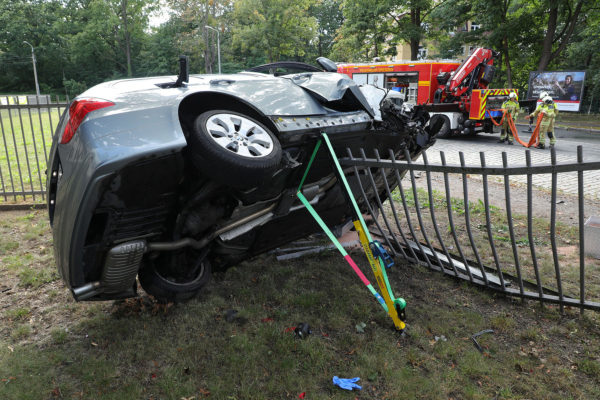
[0,203,46,211]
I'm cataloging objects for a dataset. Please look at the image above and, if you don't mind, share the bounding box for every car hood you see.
[79,72,374,117]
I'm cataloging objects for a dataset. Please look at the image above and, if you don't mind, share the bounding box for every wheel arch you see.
[178,92,279,138]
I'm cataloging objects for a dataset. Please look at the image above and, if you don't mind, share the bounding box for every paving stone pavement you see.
[413,134,600,200]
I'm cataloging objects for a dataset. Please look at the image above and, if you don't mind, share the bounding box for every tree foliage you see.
[1,0,599,111]
[231,0,317,63]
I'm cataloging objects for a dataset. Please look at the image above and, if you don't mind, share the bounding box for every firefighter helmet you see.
[539,91,549,100]
[509,92,517,100]
[543,96,553,104]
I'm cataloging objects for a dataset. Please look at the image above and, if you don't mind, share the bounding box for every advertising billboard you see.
[527,71,585,112]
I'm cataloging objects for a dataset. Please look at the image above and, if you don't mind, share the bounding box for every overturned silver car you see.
[47,58,435,302]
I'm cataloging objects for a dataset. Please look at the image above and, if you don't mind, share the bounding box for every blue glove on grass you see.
[332,376,362,391]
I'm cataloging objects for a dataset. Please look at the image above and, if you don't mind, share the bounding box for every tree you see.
[231,0,318,63]
[340,0,451,61]
[168,0,233,73]
[537,0,585,71]
[309,0,344,58]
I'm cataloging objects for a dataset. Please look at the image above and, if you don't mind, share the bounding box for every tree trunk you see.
[502,37,513,88]
[537,0,584,71]
[409,7,421,60]
[120,0,132,77]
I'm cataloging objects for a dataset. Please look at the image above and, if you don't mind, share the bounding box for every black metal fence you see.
[340,146,600,313]
[0,95,69,202]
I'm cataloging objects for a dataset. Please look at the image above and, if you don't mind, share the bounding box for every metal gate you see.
[0,95,69,202]
[339,145,600,314]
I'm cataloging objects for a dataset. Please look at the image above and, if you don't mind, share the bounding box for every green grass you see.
[0,107,63,202]
[0,210,55,288]
[2,210,600,399]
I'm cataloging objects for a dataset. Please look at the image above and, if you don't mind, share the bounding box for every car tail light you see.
[61,98,114,144]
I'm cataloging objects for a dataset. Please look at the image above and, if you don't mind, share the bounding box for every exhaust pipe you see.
[72,240,146,301]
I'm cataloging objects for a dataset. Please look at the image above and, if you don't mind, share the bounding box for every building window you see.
[418,46,428,60]
[470,22,481,31]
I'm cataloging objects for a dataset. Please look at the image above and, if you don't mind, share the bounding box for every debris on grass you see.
[471,329,494,353]
[355,322,366,333]
[224,309,238,322]
[332,376,362,391]
[294,323,311,339]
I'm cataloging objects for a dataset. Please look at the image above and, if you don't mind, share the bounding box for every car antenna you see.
[174,55,189,87]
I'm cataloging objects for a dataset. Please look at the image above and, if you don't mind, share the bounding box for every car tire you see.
[139,249,212,303]
[430,115,451,139]
[188,110,282,189]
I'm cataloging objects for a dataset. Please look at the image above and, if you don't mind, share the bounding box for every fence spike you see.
[549,147,564,313]
[525,149,544,304]
[423,150,459,277]
[459,151,488,285]
[577,145,585,315]
[440,150,473,282]
[502,151,525,300]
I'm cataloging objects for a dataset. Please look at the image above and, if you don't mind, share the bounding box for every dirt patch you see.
[558,245,579,257]
[0,210,112,346]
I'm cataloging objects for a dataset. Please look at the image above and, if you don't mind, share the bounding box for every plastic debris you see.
[298,392,306,399]
[332,376,362,391]
[471,329,494,353]
[294,323,312,339]
[355,322,367,333]
[434,335,447,342]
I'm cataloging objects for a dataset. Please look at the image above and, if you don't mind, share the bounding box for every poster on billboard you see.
[527,71,585,111]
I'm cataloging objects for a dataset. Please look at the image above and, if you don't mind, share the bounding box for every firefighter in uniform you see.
[528,91,548,132]
[498,92,519,145]
[529,95,558,149]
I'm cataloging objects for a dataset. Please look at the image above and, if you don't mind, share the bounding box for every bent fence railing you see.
[339,146,600,314]
[0,95,69,203]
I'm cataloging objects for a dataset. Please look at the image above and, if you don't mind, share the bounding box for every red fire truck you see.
[337,48,519,138]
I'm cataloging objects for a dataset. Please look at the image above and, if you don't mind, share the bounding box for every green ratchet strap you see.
[296,133,406,331]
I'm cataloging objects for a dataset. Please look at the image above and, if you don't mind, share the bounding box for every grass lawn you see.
[0,107,64,202]
[2,209,600,399]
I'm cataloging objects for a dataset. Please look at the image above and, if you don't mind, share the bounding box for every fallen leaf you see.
[91,342,98,347]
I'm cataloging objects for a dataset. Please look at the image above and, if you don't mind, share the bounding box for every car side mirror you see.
[316,57,337,72]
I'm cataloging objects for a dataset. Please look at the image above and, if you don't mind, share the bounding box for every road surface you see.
[418,125,600,200]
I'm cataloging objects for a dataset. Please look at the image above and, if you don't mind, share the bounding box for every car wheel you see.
[139,249,212,303]
[188,110,282,189]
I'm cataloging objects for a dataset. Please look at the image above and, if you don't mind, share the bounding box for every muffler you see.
[72,240,146,300]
